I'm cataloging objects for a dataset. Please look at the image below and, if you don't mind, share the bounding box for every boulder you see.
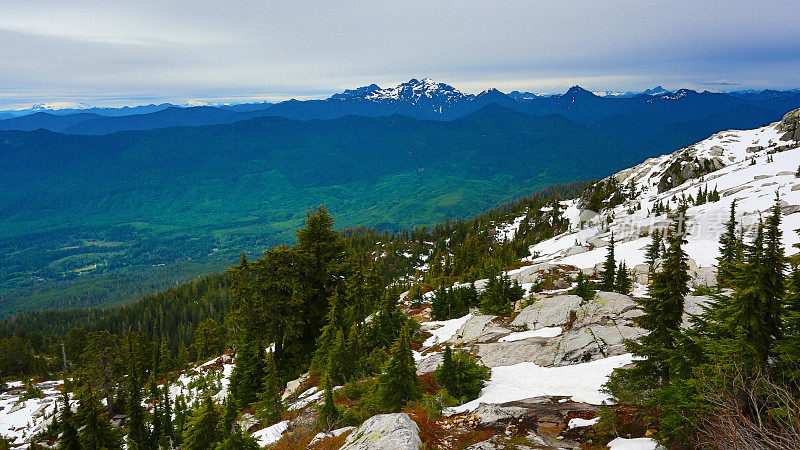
[563,245,590,257]
[282,372,309,400]
[340,413,422,450]
[309,426,356,446]
[682,295,713,329]
[554,324,646,365]
[416,352,444,375]
[472,403,532,427]
[511,295,584,330]
[450,315,506,344]
[633,263,650,285]
[587,236,608,248]
[778,108,800,142]
[690,266,718,288]
[476,339,555,367]
[593,291,638,315]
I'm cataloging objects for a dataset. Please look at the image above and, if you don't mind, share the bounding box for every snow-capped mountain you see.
[642,85,670,96]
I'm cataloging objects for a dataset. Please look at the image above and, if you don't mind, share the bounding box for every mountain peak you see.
[642,86,669,96]
[330,83,382,100]
[564,85,594,96]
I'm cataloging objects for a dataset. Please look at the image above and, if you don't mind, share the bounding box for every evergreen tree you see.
[436,346,454,393]
[627,208,690,386]
[318,377,339,427]
[214,428,260,450]
[600,233,616,291]
[182,394,222,450]
[717,200,742,286]
[148,375,162,448]
[57,390,80,450]
[228,331,264,410]
[347,324,363,378]
[434,346,490,401]
[367,293,406,350]
[615,262,632,294]
[77,383,122,450]
[327,328,351,383]
[479,273,523,316]
[430,282,450,320]
[762,196,786,341]
[158,338,171,376]
[161,382,173,447]
[295,206,348,359]
[570,271,596,300]
[218,395,238,440]
[254,351,282,422]
[719,220,781,367]
[644,229,661,271]
[125,372,147,449]
[124,332,147,449]
[376,322,419,411]
[777,264,800,383]
[172,394,188,447]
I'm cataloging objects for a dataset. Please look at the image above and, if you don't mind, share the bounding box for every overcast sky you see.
[1,0,798,109]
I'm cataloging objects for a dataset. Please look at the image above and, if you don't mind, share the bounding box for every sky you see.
[0,0,799,109]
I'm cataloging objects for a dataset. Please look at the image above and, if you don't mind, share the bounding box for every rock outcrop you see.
[340,413,423,450]
[778,108,800,142]
[511,295,583,330]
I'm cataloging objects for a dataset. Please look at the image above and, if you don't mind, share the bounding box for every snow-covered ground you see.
[447,353,637,414]
[422,313,474,347]
[525,120,800,271]
[0,380,65,448]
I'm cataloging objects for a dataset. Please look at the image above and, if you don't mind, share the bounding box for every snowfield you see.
[447,353,637,414]
[526,120,800,272]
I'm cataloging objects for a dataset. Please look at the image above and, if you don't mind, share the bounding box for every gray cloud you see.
[0,0,798,108]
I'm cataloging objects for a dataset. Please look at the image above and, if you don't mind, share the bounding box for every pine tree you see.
[615,262,632,294]
[437,346,455,393]
[228,331,264,410]
[148,375,162,448]
[318,377,339,427]
[628,208,690,386]
[172,394,188,447]
[479,273,523,316]
[218,395,238,439]
[717,200,742,286]
[762,196,786,341]
[57,390,80,450]
[600,233,616,291]
[77,382,122,450]
[125,373,147,449]
[159,338,171,376]
[644,229,661,271]
[434,347,490,401]
[347,324,363,378]
[720,220,780,367]
[182,394,222,450]
[777,264,800,383]
[376,322,420,411]
[161,382,173,447]
[214,428,260,450]
[177,341,188,371]
[367,293,406,350]
[570,271,596,300]
[430,282,450,320]
[254,351,282,422]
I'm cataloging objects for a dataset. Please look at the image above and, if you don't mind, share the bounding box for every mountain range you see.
[2,79,799,134]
